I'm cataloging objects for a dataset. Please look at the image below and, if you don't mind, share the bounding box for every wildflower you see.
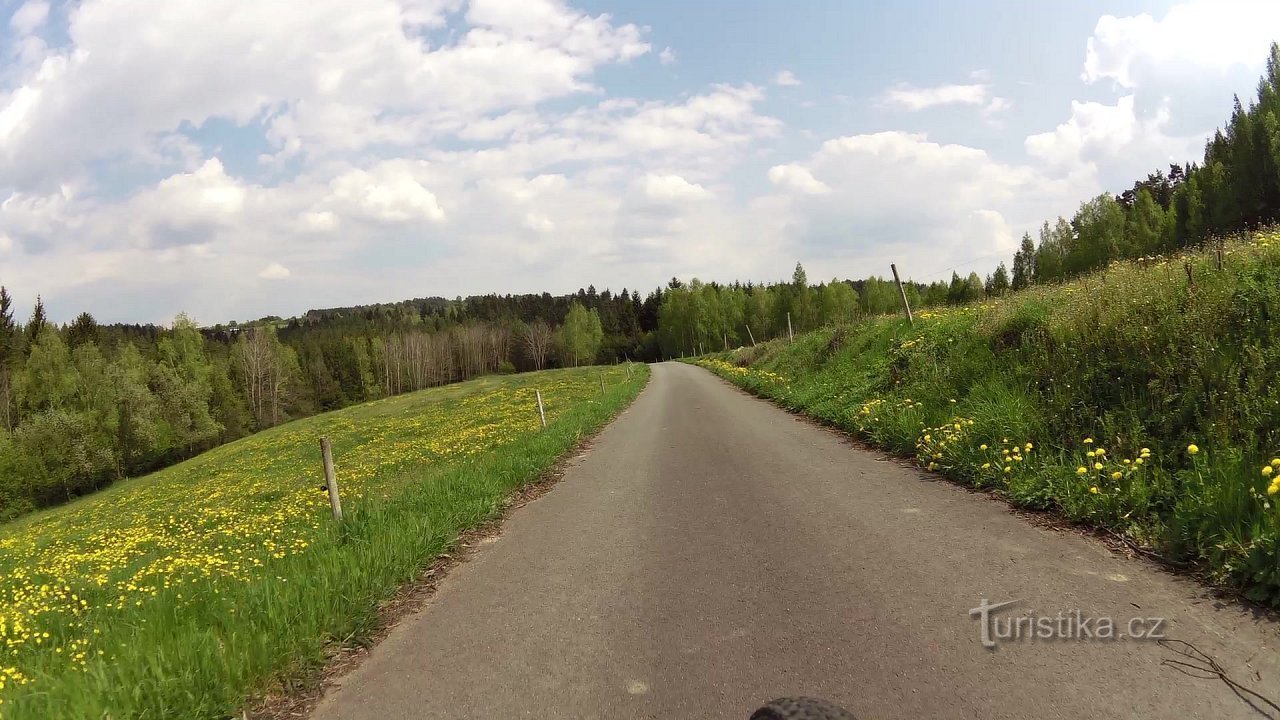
[1077,466,1088,475]
[979,444,988,451]
[1111,472,1122,480]
[1187,443,1199,455]
[1094,462,1104,470]
[1004,466,1012,474]
[1025,443,1033,451]
[1264,466,1274,478]
[1272,458,1280,469]
[1134,458,1144,466]
[1269,483,1279,496]
[1083,438,1094,444]
[1095,448,1106,457]
[1087,450,1096,458]
[982,463,991,470]
[1090,486,1099,494]
[1140,447,1151,456]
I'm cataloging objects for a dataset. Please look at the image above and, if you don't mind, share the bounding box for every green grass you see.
[0,364,648,718]
[696,228,1280,606]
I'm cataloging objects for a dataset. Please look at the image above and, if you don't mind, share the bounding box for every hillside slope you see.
[698,228,1280,606]
[0,364,648,718]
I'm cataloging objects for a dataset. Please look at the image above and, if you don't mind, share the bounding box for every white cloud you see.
[877,82,1009,115]
[1031,1,1277,190]
[8,1,50,35]
[641,174,712,202]
[773,70,801,86]
[258,262,291,279]
[1083,1,1280,88]
[760,131,1090,280]
[659,47,676,66]
[326,162,446,224]
[0,0,649,191]
[767,164,830,195]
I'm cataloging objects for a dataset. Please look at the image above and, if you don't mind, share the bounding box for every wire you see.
[911,251,1012,282]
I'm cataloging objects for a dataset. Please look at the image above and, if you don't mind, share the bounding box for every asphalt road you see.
[313,362,1280,720]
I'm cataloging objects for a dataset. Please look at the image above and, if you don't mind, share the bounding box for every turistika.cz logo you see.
[969,599,1167,649]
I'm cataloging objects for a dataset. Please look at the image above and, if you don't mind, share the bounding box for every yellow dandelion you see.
[1077,466,1088,474]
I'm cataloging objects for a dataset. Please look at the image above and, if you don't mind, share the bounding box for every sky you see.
[1,0,1278,324]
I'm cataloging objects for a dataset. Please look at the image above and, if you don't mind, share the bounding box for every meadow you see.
[697,227,1280,606]
[0,364,648,718]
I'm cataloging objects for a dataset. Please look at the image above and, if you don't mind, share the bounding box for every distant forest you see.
[2,43,1278,520]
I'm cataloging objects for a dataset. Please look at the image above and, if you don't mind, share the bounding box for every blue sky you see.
[0,0,1277,324]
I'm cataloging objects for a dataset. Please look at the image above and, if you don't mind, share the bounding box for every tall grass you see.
[0,365,648,718]
[697,228,1280,605]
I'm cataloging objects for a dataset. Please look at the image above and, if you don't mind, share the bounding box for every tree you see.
[234,325,298,428]
[1126,188,1166,256]
[985,263,1011,296]
[0,287,16,429]
[67,312,100,349]
[522,320,554,370]
[818,280,859,325]
[559,303,603,366]
[1011,234,1036,290]
[25,296,46,346]
[18,329,77,414]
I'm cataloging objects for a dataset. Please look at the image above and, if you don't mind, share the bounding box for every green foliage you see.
[699,230,1280,605]
[0,365,649,717]
[559,302,604,366]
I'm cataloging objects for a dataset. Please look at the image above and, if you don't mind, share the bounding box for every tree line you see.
[0,286,648,519]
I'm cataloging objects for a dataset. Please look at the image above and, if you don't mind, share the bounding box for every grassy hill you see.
[696,227,1280,606]
[0,364,648,718]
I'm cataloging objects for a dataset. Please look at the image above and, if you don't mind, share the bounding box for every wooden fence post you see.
[536,390,547,428]
[320,437,342,522]
[787,313,794,343]
[746,324,756,347]
[890,263,915,327]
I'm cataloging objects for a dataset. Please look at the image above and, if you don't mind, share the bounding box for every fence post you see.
[535,390,547,428]
[746,324,756,346]
[599,372,605,394]
[890,263,915,327]
[320,437,342,522]
[787,312,794,343]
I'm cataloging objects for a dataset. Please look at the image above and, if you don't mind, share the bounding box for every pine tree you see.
[0,287,16,429]
[986,263,1011,296]
[67,312,100,349]
[25,296,46,346]
[1011,233,1035,290]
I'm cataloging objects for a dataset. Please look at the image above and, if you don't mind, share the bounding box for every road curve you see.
[312,362,1279,720]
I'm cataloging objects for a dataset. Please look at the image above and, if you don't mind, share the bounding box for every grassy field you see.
[696,228,1280,606]
[0,364,648,718]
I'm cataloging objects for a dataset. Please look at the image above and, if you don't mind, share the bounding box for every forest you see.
[3,43,1278,521]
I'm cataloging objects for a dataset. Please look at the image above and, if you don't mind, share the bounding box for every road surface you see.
[313,362,1279,720]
